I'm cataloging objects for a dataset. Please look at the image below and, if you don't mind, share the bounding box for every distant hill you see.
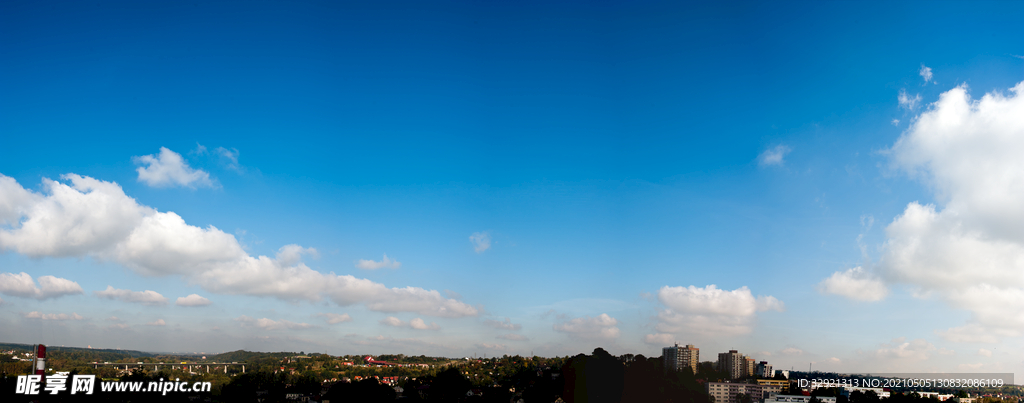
[0,342,158,358]
[208,350,295,362]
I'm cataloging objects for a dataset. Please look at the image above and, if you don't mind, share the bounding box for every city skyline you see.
[2,1,1024,378]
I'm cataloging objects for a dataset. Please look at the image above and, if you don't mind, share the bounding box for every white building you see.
[766,395,837,403]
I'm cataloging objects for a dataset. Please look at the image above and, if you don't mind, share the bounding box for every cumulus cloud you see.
[825,82,1024,342]
[497,334,528,341]
[355,254,401,270]
[175,294,212,307]
[95,286,168,305]
[0,272,83,300]
[920,64,934,83]
[892,119,900,126]
[409,318,440,330]
[484,317,522,331]
[147,319,166,326]
[0,173,478,318]
[978,348,992,357]
[818,267,888,301]
[898,89,922,111]
[553,313,620,340]
[236,315,313,330]
[133,147,214,188]
[757,145,791,167]
[469,232,491,253]
[25,311,83,321]
[647,285,783,339]
[317,313,352,324]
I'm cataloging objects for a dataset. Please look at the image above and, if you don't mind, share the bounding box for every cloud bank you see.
[823,81,1024,342]
[0,173,478,318]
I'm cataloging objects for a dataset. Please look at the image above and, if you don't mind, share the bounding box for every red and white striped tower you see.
[32,344,47,379]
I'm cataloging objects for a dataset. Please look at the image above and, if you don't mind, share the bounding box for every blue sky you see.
[2,0,1024,376]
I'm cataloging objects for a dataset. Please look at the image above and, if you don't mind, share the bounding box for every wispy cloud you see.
[919,64,934,83]
[380,316,439,330]
[470,231,491,253]
[757,145,791,167]
[317,313,352,324]
[236,315,313,330]
[355,254,401,270]
[95,286,168,306]
[484,317,522,331]
[898,89,922,111]
[25,311,83,321]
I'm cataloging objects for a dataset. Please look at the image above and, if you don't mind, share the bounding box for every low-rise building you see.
[765,395,837,403]
[707,381,784,403]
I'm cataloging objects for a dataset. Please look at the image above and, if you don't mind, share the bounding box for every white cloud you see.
[826,357,841,364]
[642,333,675,345]
[978,348,992,357]
[478,343,508,351]
[0,175,38,227]
[757,145,791,167]
[25,311,83,321]
[875,338,935,361]
[818,267,889,301]
[95,286,168,305]
[935,323,1017,344]
[409,318,440,330]
[898,89,922,111]
[844,81,1024,342]
[892,119,900,126]
[920,64,934,83]
[484,317,521,331]
[780,347,803,356]
[379,316,439,330]
[355,254,401,270]
[133,147,214,188]
[470,231,491,253]
[553,313,620,340]
[317,313,352,324]
[651,285,783,338]
[497,334,528,341]
[0,173,478,318]
[175,294,212,307]
[147,319,166,326]
[380,316,404,327]
[0,272,83,300]
[215,147,242,172]
[823,82,1024,342]
[235,315,313,330]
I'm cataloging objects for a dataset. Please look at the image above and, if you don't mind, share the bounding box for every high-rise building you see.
[717,350,745,379]
[662,343,699,373]
[744,357,756,377]
[756,361,773,379]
